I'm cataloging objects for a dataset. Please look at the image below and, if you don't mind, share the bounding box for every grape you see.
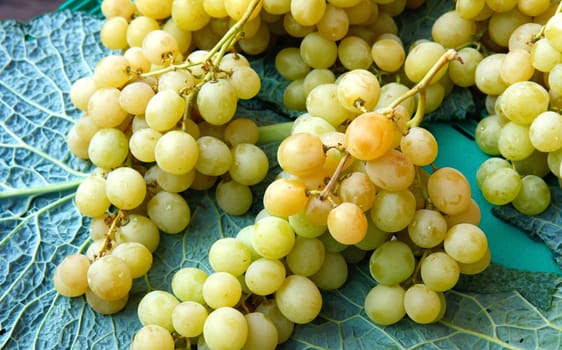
[327,202,368,245]
[70,77,98,112]
[223,118,259,146]
[101,0,136,19]
[500,48,534,85]
[291,0,326,26]
[481,167,522,205]
[404,41,448,84]
[354,217,390,251]
[162,18,193,53]
[203,307,248,350]
[245,258,286,296]
[404,284,442,324]
[111,242,153,278]
[172,301,208,338]
[85,288,128,315]
[93,55,130,89]
[337,171,376,211]
[448,47,483,87]
[88,88,129,128]
[275,275,323,324]
[142,29,180,65]
[75,176,111,218]
[129,128,162,163]
[408,209,448,248]
[255,300,295,344]
[371,36,406,73]
[431,10,476,49]
[446,198,482,227]
[208,238,252,276]
[306,83,355,127]
[364,284,406,326]
[263,0,291,15]
[512,175,551,215]
[252,216,296,259]
[344,112,395,161]
[156,167,196,193]
[285,236,325,276]
[498,121,535,161]
[138,290,179,331]
[370,189,417,232]
[105,167,147,210]
[337,69,380,113]
[365,149,416,191]
[283,13,315,38]
[309,251,348,290]
[115,214,160,252]
[488,8,529,48]
[87,255,132,301]
[145,89,186,132]
[229,143,269,185]
[474,114,507,155]
[238,21,271,55]
[338,36,372,71]
[283,79,307,111]
[458,248,492,275]
[172,0,210,31]
[202,272,242,308]
[368,240,415,285]
[147,191,191,234]
[548,148,562,177]
[499,81,549,125]
[124,47,152,74]
[427,167,472,215]
[420,252,460,292]
[53,254,90,297]
[263,178,309,218]
[278,133,326,177]
[243,312,279,350]
[229,66,261,99]
[530,38,562,72]
[154,130,199,175]
[455,0,485,20]
[544,12,562,51]
[275,47,311,80]
[171,267,208,304]
[529,111,562,152]
[444,223,488,264]
[474,53,508,95]
[476,157,511,189]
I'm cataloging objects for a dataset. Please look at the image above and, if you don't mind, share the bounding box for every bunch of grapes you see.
[447,0,562,215]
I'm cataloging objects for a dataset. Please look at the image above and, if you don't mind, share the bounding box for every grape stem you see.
[96,210,125,259]
[383,49,461,128]
[319,152,351,201]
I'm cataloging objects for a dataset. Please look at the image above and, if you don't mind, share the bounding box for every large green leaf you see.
[1,8,562,350]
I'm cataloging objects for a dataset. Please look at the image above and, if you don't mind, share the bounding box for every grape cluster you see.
[448,1,562,214]
[56,0,273,314]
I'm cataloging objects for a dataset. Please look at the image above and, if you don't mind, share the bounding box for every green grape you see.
[203,307,248,350]
[127,16,160,47]
[235,225,262,261]
[283,78,307,111]
[513,150,550,177]
[370,189,417,232]
[338,36,372,71]
[147,191,191,234]
[488,8,529,48]
[88,128,129,169]
[162,18,192,53]
[156,167,195,193]
[498,122,535,161]
[368,240,415,285]
[244,258,286,296]
[93,55,130,89]
[512,175,551,215]
[354,215,390,251]
[172,0,210,31]
[444,223,488,264]
[455,0,485,20]
[529,111,562,152]
[171,301,208,338]
[105,167,147,210]
[404,284,442,324]
[427,167,472,215]
[252,216,296,259]
[318,230,347,253]
[287,210,327,238]
[145,89,185,132]
[285,236,325,276]
[142,29,179,65]
[275,275,323,324]
[420,252,460,292]
[171,267,208,304]
[115,214,160,252]
[283,12,315,38]
[474,114,507,155]
[303,69,336,96]
[336,69,380,113]
[243,312,279,350]
[158,70,194,93]
[291,0,326,26]
[75,175,111,218]
[371,36,406,73]
[404,41,447,84]
[137,290,179,331]
[474,53,508,95]
[306,83,355,127]
[275,47,311,80]
[309,251,348,290]
[530,38,562,72]
[229,66,261,99]
[476,157,511,189]
[338,171,377,211]
[481,167,522,205]
[224,118,259,146]
[327,202,368,245]
[545,12,562,52]
[255,300,295,344]
[197,78,238,125]
[300,31,338,69]
[155,130,199,175]
[111,242,153,278]
[432,10,476,49]
[88,255,132,302]
[365,149,415,191]
[364,284,406,326]
[195,136,232,176]
[408,209,448,248]
[208,237,252,276]
[70,77,98,112]
[458,247,491,275]
[548,147,562,177]
[499,81,549,125]
[229,143,269,185]
[202,272,242,309]
[129,128,162,163]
